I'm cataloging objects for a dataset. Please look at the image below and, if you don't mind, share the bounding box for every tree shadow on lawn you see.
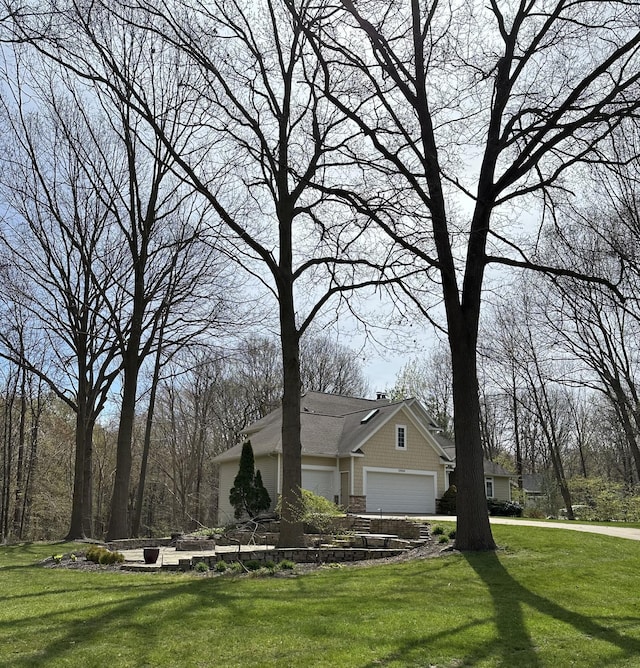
[462,550,640,667]
[358,551,640,668]
[0,574,254,667]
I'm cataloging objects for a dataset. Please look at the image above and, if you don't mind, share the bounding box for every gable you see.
[346,401,451,461]
[356,405,448,471]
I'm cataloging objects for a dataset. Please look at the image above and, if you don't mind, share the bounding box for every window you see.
[361,409,379,424]
[396,425,407,450]
[485,478,494,498]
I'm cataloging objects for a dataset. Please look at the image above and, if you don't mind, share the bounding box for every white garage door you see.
[365,471,435,514]
[302,469,335,501]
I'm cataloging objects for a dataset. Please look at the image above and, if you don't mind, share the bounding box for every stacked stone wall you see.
[108,538,172,551]
[188,547,405,569]
[369,519,420,539]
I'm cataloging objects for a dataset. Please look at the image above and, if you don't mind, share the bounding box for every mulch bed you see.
[41,539,457,576]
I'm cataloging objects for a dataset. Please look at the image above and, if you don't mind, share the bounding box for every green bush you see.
[228,561,244,573]
[277,489,343,534]
[448,529,456,540]
[192,527,224,538]
[229,441,271,519]
[278,559,295,570]
[432,525,445,535]
[568,477,640,522]
[214,561,228,572]
[194,561,209,572]
[437,485,457,514]
[85,546,124,565]
[523,506,546,519]
[244,560,262,571]
[487,499,523,517]
[438,535,449,544]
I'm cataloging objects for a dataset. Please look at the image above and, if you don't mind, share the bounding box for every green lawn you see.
[2,526,640,667]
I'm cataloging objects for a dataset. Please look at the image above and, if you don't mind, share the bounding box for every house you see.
[214,391,513,524]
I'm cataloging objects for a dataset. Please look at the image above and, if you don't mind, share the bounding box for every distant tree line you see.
[0,333,367,540]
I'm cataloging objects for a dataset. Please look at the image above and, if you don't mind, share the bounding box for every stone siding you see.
[348,495,366,512]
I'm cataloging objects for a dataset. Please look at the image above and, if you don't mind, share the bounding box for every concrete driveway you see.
[427,515,640,541]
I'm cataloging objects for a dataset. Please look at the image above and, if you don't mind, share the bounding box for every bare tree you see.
[5,0,398,546]
[300,333,369,396]
[294,0,640,549]
[390,342,454,437]
[0,61,123,538]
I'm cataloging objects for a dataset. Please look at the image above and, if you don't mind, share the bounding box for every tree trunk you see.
[131,322,164,537]
[277,285,304,548]
[66,387,95,539]
[11,365,27,538]
[449,330,496,551]
[107,350,139,540]
[511,367,523,490]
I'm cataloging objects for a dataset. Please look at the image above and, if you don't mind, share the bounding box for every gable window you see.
[485,478,494,498]
[396,425,407,450]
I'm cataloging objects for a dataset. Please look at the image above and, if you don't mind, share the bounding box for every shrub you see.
[437,485,457,515]
[523,507,546,519]
[432,525,445,535]
[195,561,210,572]
[229,441,271,519]
[227,561,244,574]
[568,477,640,522]
[192,527,224,538]
[448,529,456,540]
[263,560,277,571]
[85,546,124,565]
[243,560,262,571]
[278,559,295,570]
[487,499,523,517]
[438,535,449,544]
[214,561,228,573]
[276,488,343,534]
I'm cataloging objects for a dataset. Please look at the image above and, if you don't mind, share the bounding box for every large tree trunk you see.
[66,400,94,539]
[107,350,139,540]
[277,284,304,548]
[131,321,164,537]
[107,254,145,541]
[11,366,27,538]
[449,328,496,551]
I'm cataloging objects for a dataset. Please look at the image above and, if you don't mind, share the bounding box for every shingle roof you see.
[214,391,401,462]
[213,391,512,479]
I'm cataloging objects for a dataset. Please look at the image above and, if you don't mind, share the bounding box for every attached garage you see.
[302,468,335,501]
[364,469,436,514]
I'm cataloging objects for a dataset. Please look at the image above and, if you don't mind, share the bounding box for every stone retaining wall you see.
[108,538,172,551]
[370,519,421,539]
[186,547,405,569]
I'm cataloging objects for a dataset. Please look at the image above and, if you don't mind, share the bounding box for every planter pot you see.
[143,547,160,564]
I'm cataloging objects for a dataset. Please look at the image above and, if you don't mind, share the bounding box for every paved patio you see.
[120,543,275,570]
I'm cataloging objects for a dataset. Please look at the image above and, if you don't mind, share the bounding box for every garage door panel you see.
[302,469,334,501]
[366,471,435,514]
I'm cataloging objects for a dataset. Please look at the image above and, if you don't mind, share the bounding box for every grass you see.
[2,527,640,667]
[516,517,640,529]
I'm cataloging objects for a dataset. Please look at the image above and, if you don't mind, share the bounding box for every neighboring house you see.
[517,473,549,505]
[214,391,513,524]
